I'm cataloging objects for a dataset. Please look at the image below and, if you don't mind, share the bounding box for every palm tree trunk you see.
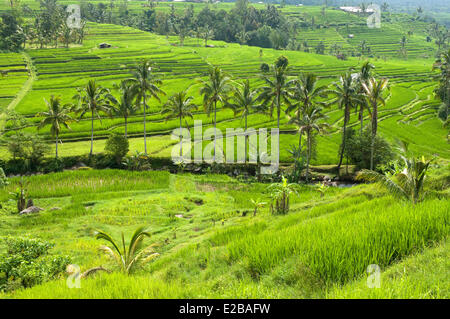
[359,105,364,135]
[90,110,94,157]
[306,131,311,182]
[337,107,348,175]
[213,100,217,162]
[245,113,248,163]
[179,115,183,158]
[370,104,378,170]
[55,132,58,159]
[143,94,147,154]
[124,116,128,138]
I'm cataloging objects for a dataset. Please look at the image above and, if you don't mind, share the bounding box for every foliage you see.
[343,128,394,170]
[0,167,8,188]
[357,141,434,204]
[268,176,299,215]
[122,151,151,171]
[105,133,130,166]
[0,237,70,292]
[95,226,159,274]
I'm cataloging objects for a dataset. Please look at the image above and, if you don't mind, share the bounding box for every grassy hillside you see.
[0,168,448,298]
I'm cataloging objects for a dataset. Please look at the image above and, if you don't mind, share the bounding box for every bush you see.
[260,62,270,73]
[344,128,394,170]
[0,167,8,188]
[105,133,129,166]
[0,237,71,292]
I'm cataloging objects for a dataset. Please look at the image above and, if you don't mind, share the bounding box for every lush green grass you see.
[0,168,448,299]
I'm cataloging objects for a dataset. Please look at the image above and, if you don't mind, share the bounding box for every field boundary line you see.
[0,52,36,130]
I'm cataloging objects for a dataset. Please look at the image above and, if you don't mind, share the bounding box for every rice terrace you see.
[0,0,449,304]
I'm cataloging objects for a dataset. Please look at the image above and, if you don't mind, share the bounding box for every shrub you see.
[260,63,270,73]
[275,55,289,69]
[344,128,394,170]
[0,167,8,188]
[0,237,71,292]
[105,133,129,166]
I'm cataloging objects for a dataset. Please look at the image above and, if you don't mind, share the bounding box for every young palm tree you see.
[128,59,165,154]
[110,81,139,138]
[286,73,327,151]
[225,80,260,162]
[328,73,364,174]
[433,49,450,123]
[288,105,329,181]
[258,63,291,131]
[363,77,389,170]
[73,80,111,157]
[37,95,72,159]
[357,141,433,205]
[95,226,159,275]
[161,89,197,158]
[199,65,230,161]
[356,62,375,135]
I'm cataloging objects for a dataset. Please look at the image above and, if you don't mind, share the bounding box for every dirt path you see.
[0,52,36,129]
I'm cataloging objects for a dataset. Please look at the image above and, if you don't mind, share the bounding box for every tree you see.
[73,80,112,157]
[95,226,159,274]
[357,141,433,205]
[328,73,363,175]
[287,104,329,181]
[37,95,72,159]
[225,79,260,162]
[127,59,165,154]
[110,81,139,138]
[433,49,450,123]
[161,89,197,159]
[362,77,389,170]
[199,66,230,161]
[258,61,291,132]
[286,73,327,151]
[355,62,375,135]
[105,132,129,165]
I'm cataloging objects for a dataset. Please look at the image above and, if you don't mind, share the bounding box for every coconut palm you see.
[328,73,364,175]
[357,141,433,205]
[109,81,139,138]
[355,62,375,135]
[199,65,230,161]
[362,77,389,170]
[161,89,197,158]
[127,59,165,154]
[95,226,159,275]
[37,95,72,159]
[258,63,291,131]
[225,79,260,162]
[73,80,112,157]
[288,105,329,181]
[286,73,327,151]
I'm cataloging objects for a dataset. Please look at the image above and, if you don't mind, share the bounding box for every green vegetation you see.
[0,0,448,300]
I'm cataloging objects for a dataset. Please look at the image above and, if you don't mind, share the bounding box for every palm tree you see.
[288,105,329,181]
[199,65,230,161]
[110,81,139,138]
[286,73,327,151]
[73,80,112,157]
[356,62,375,135]
[357,141,433,205]
[225,79,260,162]
[258,63,291,139]
[362,77,389,170]
[128,59,165,154]
[95,226,159,275]
[161,89,197,159]
[37,95,72,159]
[328,73,364,174]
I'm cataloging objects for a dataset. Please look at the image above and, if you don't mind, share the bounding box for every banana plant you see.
[268,176,299,215]
[95,226,159,275]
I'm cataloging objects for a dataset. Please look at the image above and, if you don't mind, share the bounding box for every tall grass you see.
[228,198,449,283]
